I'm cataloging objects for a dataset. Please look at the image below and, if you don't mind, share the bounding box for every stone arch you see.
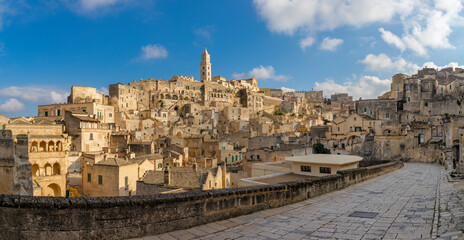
[56,141,63,152]
[48,141,55,152]
[31,141,38,152]
[173,95,178,100]
[39,141,47,152]
[44,163,52,176]
[32,164,40,177]
[160,94,164,99]
[165,94,171,99]
[53,163,61,175]
[44,183,61,197]
[184,96,189,100]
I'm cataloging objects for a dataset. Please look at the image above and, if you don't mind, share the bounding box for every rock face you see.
[0,161,403,240]
[0,130,32,196]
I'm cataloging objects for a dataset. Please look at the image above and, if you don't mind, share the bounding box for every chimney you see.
[164,163,170,186]
[193,159,198,171]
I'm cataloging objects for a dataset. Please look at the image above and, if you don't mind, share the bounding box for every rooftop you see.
[285,154,363,165]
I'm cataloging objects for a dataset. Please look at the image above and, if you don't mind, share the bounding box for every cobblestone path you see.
[136,163,455,240]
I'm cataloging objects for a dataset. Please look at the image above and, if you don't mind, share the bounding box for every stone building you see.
[136,162,230,194]
[82,157,153,197]
[4,119,69,196]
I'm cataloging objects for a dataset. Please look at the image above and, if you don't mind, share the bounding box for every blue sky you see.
[1,0,464,117]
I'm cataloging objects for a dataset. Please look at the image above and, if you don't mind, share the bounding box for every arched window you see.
[48,141,55,152]
[39,141,47,152]
[32,164,40,177]
[31,141,38,152]
[158,163,162,169]
[44,163,52,176]
[53,163,60,175]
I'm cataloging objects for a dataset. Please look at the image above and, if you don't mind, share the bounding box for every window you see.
[397,84,400,90]
[386,113,390,118]
[363,108,367,112]
[407,85,410,90]
[87,173,91,182]
[408,97,410,102]
[158,163,162,169]
[338,127,340,131]
[45,111,48,117]
[320,167,331,174]
[225,157,228,163]
[57,110,61,116]
[109,113,112,117]
[98,175,103,185]
[450,85,452,90]
[301,165,311,172]
[125,176,128,190]
[90,133,94,140]
[419,134,424,144]
[350,126,353,131]
[426,84,429,90]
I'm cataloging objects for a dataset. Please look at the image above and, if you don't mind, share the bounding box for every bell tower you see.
[200,47,211,82]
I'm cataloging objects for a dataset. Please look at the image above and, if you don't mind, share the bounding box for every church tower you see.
[200,47,211,82]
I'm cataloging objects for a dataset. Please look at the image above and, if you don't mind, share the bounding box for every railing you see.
[29,151,66,159]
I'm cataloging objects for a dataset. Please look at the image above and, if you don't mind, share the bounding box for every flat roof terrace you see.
[285,154,363,166]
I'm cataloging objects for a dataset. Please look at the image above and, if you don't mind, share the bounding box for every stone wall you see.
[0,161,403,240]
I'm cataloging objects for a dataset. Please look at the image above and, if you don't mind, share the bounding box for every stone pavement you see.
[436,172,464,239]
[134,163,457,240]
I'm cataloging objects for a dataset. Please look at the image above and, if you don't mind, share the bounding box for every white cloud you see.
[0,98,24,113]
[420,61,464,71]
[379,28,406,51]
[299,36,315,51]
[281,87,295,93]
[361,53,464,75]
[140,44,168,60]
[253,0,416,35]
[314,76,391,99]
[98,87,109,95]
[79,0,120,10]
[253,0,463,55]
[194,26,215,41]
[319,37,343,51]
[232,65,291,82]
[360,53,419,74]
[378,0,464,55]
[0,86,68,104]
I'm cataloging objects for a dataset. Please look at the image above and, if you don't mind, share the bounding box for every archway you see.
[32,164,40,177]
[173,95,178,100]
[48,141,55,152]
[44,183,61,197]
[53,163,60,175]
[39,141,46,152]
[31,141,38,152]
[44,163,52,176]
[56,141,62,152]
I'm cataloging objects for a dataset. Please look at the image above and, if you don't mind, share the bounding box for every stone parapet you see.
[0,161,403,240]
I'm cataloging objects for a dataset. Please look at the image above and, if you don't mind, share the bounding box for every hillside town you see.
[1,48,463,198]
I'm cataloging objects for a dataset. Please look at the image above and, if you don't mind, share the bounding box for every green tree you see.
[312,143,331,154]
